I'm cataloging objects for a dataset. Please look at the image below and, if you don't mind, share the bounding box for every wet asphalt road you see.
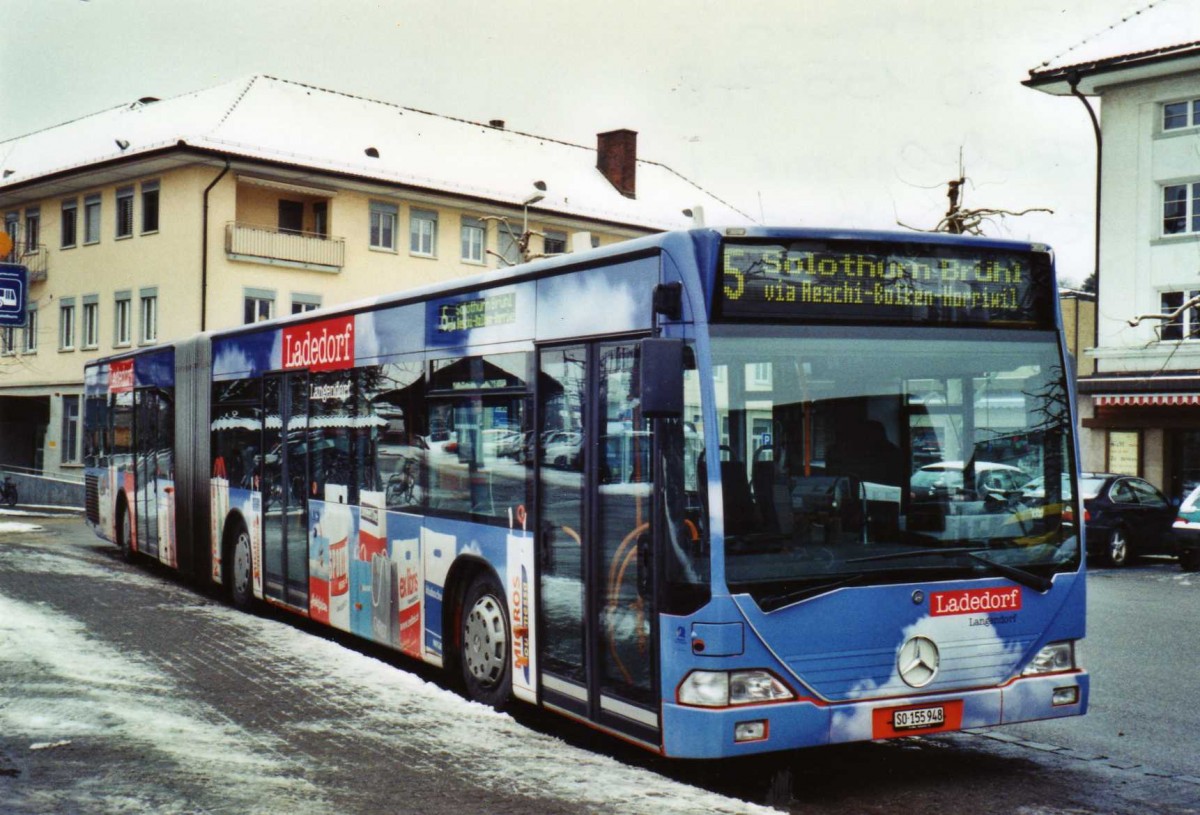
[1,516,1197,814]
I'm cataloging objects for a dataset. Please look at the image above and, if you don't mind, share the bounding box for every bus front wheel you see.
[227,522,254,609]
[459,572,511,709]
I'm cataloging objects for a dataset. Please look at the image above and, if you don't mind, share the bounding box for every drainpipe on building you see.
[201,159,231,332]
[1068,72,1102,351]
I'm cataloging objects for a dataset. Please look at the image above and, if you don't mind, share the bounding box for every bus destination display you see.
[720,241,1051,327]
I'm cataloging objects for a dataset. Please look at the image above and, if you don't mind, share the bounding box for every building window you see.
[410,209,437,256]
[24,304,37,353]
[3,213,16,260]
[461,217,485,264]
[24,207,40,251]
[244,288,275,324]
[1,327,14,356]
[1159,290,1200,340]
[1164,182,1200,235]
[750,361,772,389]
[84,193,101,244]
[140,290,157,344]
[278,200,304,235]
[82,298,99,349]
[313,201,328,238]
[59,300,76,350]
[61,199,78,249]
[116,186,134,239]
[369,201,397,250]
[114,293,131,347]
[496,226,521,267]
[61,395,81,464]
[141,180,160,233]
[1164,99,1200,131]
[544,230,567,255]
[291,294,321,315]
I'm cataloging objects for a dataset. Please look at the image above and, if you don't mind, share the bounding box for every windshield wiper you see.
[758,573,866,611]
[846,547,1052,593]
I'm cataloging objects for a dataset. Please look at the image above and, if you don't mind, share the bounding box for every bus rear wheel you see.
[116,501,134,562]
[227,521,254,609]
[459,572,511,709]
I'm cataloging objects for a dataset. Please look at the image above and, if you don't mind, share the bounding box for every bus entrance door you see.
[537,341,661,749]
[132,388,172,561]
[262,372,310,610]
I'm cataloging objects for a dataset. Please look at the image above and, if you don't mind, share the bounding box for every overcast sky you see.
[0,0,1157,285]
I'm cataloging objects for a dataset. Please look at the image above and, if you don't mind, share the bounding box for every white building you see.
[1025,0,1200,498]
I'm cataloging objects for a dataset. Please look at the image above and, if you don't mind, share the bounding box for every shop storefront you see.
[1082,381,1200,502]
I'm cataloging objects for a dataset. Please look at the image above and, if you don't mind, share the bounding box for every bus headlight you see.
[678,670,795,707]
[1022,641,1076,676]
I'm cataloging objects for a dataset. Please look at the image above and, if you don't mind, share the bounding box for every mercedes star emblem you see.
[898,635,940,688]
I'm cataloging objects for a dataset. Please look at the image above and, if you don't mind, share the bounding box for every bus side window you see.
[424,352,531,524]
[360,359,427,512]
[663,351,711,614]
[211,378,262,490]
[309,370,355,505]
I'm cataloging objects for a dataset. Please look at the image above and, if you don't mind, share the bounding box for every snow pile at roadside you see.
[0,522,42,534]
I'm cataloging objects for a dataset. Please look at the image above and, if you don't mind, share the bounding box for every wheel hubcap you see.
[234,534,251,596]
[1112,536,1126,564]
[463,593,507,686]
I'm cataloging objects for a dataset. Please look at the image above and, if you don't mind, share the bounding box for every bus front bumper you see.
[660,670,1089,759]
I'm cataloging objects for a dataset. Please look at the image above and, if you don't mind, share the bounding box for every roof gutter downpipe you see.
[1068,72,1101,349]
[201,157,231,332]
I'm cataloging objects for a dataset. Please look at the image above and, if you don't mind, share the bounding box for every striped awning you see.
[1094,393,1200,407]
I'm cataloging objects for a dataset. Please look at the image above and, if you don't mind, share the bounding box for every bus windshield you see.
[700,324,1078,606]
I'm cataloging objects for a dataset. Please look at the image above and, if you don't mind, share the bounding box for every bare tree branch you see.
[897,167,1053,237]
[1127,294,1200,327]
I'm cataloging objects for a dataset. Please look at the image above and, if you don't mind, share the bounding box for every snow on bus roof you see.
[0,75,754,231]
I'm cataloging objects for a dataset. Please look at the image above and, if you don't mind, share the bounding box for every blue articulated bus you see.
[84,227,1087,759]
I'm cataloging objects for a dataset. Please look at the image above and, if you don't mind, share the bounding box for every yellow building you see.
[1059,288,1096,378]
[0,75,751,486]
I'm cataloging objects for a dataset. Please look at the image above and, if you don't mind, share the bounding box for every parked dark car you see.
[1076,473,1177,567]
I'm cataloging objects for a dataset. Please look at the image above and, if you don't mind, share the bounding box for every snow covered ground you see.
[0,531,777,815]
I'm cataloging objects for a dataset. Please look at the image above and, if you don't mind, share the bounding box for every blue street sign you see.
[0,264,28,327]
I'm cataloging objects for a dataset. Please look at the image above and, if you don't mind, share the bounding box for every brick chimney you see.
[597,129,637,199]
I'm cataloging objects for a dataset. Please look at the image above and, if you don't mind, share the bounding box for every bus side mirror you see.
[640,338,684,418]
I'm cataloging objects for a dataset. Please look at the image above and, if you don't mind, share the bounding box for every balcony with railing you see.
[225,222,345,272]
[3,237,48,282]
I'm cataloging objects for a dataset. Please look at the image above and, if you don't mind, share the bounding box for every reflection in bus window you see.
[708,326,1075,605]
[211,378,262,489]
[309,370,355,504]
[663,353,709,614]
[426,394,529,522]
[360,359,426,512]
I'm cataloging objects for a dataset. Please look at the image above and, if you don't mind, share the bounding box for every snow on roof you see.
[1030,0,1200,77]
[0,75,754,230]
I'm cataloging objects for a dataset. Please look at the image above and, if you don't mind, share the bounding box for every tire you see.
[227,521,254,610]
[459,572,511,709]
[1180,547,1200,572]
[116,501,134,562]
[1105,530,1129,568]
